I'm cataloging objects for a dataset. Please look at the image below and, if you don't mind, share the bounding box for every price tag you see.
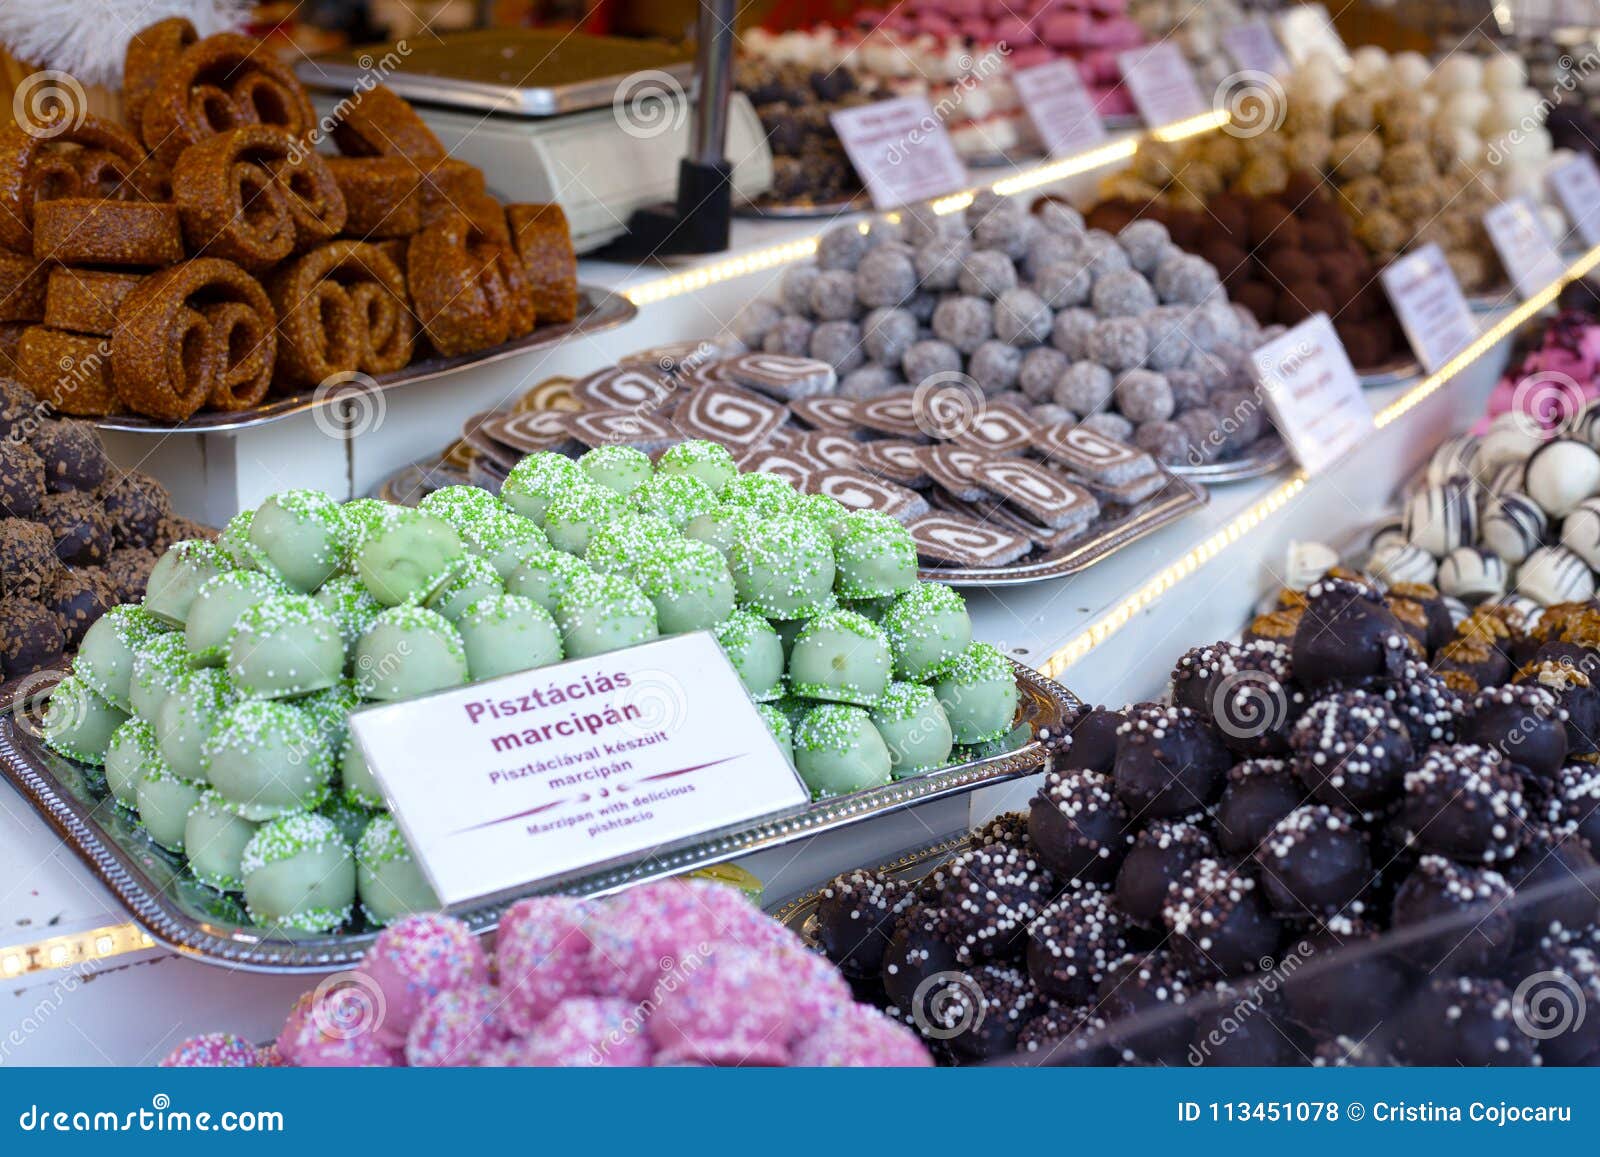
[1116,43,1208,127]
[1250,313,1373,476]
[830,96,969,210]
[1274,4,1350,67]
[1483,195,1565,299]
[350,632,808,908]
[1221,18,1290,77]
[1379,244,1479,373]
[1012,60,1107,157]
[1548,153,1600,247]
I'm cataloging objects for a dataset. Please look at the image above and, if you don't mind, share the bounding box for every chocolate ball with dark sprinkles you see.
[936,844,1056,964]
[99,471,171,548]
[1283,915,1410,1038]
[1509,944,1600,1064]
[1,517,59,599]
[1028,767,1135,884]
[1062,706,1124,773]
[32,419,107,493]
[1401,744,1527,864]
[0,596,64,676]
[42,568,113,648]
[814,868,915,978]
[1397,975,1536,1067]
[1163,858,1283,978]
[1094,951,1194,1065]
[1115,817,1217,926]
[1390,855,1516,974]
[973,810,1033,852]
[37,491,113,566]
[1457,684,1568,785]
[1290,577,1410,685]
[1289,689,1413,811]
[1113,703,1231,818]
[1254,804,1372,918]
[1515,660,1600,759]
[882,904,959,1016]
[1014,1007,1112,1066]
[1505,825,1600,945]
[0,439,44,518]
[1378,659,1461,749]
[1190,979,1300,1066]
[1026,883,1128,1003]
[1215,758,1304,856]
[939,964,1037,1060]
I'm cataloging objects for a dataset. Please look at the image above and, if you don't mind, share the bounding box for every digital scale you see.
[296,27,773,253]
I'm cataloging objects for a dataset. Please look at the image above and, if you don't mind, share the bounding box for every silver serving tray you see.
[917,472,1207,586]
[734,192,871,220]
[769,835,970,932]
[1467,283,1519,313]
[1171,436,1291,485]
[296,31,696,119]
[1358,354,1421,388]
[0,664,1076,973]
[90,287,635,434]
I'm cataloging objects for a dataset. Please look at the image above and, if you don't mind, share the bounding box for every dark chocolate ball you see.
[1206,642,1303,757]
[1506,825,1600,945]
[1061,706,1124,773]
[1291,577,1410,686]
[32,420,107,493]
[1095,951,1195,1065]
[938,964,1037,1061]
[1215,758,1302,856]
[1391,855,1516,974]
[1401,744,1527,865]
[42,568,113,648]
[1254,804,1372,919]
[1162,858,1284,978]
[1398,976,1536,1066]
[1516,662,1600,758]
[37,491,113,566]
[1545,763,1600,856]
[1508,944,1600,1065]
[0,439,44,518]
[99,471,171,549]
[1026,884,1128,1004]
[1188,979,1300,1066]
[882,904,958,1016]
[0,596,64,676]
[1171,642,1242,716]
[103,547,157,602]
[814,868,914,978]
[1115,816,1216,926]
[1458,683,1567,784]
[1282,916,1411,1038]
[0,517,59,599]
[1112,704,1231,818]
[972,810,1032,852]
[1014,1008,1112,1066]
[1028,768,1134,885]
[1290,689,1414,811]
[936,844,1056,965]
[1377,658,1461,749]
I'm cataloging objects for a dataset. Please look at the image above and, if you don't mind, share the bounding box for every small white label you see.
[1117,43,1209,127]
[830,97,969,210]
[1275,4,1350,67]
[1548,153,1600,248]
[1221,18,1290,77]
[351,633,808,908]
[1012,60,1107,157]
[1380,244,1480,373]
[1251,314,1373,476]
[1483,195,1565,299]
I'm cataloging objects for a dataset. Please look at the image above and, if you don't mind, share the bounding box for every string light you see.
[0,924,154,978]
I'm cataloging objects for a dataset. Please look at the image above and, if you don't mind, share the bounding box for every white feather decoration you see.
[0,0,249,89]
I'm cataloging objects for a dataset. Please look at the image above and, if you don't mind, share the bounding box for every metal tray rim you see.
[1170,437,1291,485]
[0,663,1076,973]
[89,286,635,435]
[768,834,971,926]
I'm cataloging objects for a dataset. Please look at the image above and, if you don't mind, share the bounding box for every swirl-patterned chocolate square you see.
[561,408,681,452]
[1036,422,1156,484]
[858,440,931,488]
[672,381,789,449]
[474,409,577,456]
[811,468,930,522]
[973,458,1100,530]
[855,391,931,440]
[953,400,1038,456]
[719,352,837,401]
[570,365,677,412]
[789,395,865,435]
[920,444,999,502]
[907,511,1033,567]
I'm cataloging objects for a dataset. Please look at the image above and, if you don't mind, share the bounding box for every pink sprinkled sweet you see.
[256,1043,287,1067]
[522,997,654,1067]
[159,1033,261,1068]
[406,984,513,1067]
[649,944,795,1067]
[770,942,855,1039]
[495,895,605,1032]
[360,913,489,1048]
[273,990,318,1066]
[792,1004,934,1067]
[477,1037,539,1067]
[282,1003,402,1068]
[587,879,756,1000]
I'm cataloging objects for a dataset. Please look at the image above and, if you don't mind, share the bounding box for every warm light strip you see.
[0,922,153,978]
[621,113,1230,306]
[1044,243,1600,677]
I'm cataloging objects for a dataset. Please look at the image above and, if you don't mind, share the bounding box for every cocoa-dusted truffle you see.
[42,568,112,648]
[0,596,64,676]
[1162,857,1283,978]
[1397,976,1535,1067]
[1115,817,1216,927]
[37,491,113,566]
[99,471,171,548]
[1401,744,1527,865]
[1254,804,1371,919]
[0,439,44,518]
[814,868,915,978]
[1390,855,1516,974]
[1,517,58,599]
[32,419,107,493]
[936,843,1055,964]
[1095,951,1193,1064]
[1459,684,1569,783]
[1027,767,1134,885]
[1214,758,1302,856]
[1026,884,1127,1004]
[103,546,158,602]
[1289,690,1414,811]
[1112,703,1231,818]
[1433,635,1510,692]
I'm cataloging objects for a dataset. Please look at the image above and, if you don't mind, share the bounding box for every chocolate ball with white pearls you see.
[1026,884,1128,1004]
[814,868,915,978]
[1112,703,1231,818]
[1459,684,1568,782]
[1401,744,1527,864]
[1390,855,1517,974]
[1027,767,1134,885]
[1061,706,1124,773]
[1095,952,1194,1064]
[1254,804,1372,918]
[1162,857,1283,978]
[1115,817,1216,927]
[1289,689,1414,810]
[939,963,1037,1061]
[935,843,1055,964]
[1282,915,1410,1038]
[881,904,959,1016]
[1291,577,1410,686]
[1397,976,1536,1067]
[1506,825,1600,944]
[1214,759,1303,856]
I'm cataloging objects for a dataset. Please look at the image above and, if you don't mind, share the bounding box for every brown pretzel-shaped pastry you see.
[172,125,344,270]
[18,325,120,415]
[0,249,48,322]
[73,147,170,202]
[331,84,445,160]
[32,198,183,265]
[111,257,275,420]
[325,156,422,238]
[0,113,147,252]
[200,300,275,409]
[140,33,317,167]
[125,18,198,134]
[44,267,143,335]
[406,214,533,356]
[267,239,414,386]
[507,202,578,325]
[414,157,487,227]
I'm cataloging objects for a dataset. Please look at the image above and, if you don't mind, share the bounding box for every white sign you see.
[830,97,969,210]
[1483,195,1565,299]
[1250,314,1373,475]
[1222,18,1290,77]
[1012,60,1107,157]
[350,632,808,908]
[1116,43,1208,127]
[1548,154,1600,248]
[1275,4,1349,67]
[1379,244,1479,373]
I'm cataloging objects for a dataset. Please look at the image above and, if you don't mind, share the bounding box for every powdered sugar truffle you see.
[855,247,918,308]
[763,315,813,357]
[1155,254,1221,304]
[733,300,783,347]
[1116,369,1175,422]
[809,270,860,320]
[817,222,869,270]
[994,288,1052,345]
[1031,259,1092,308]
[1135,420,1190,464]
[1080,231,1132,279]
[1086,317,1149,371]
[1053,361,1114,412]
[1018,346,1069,401]
[931,295,994,353]
[1037,200,1086,237]
[781,265,819,315]
[972,201,1032,258]
[969,341,1023,394]
[1031,403,1076,425]
[901,338,963,386]
[1091,269,1158,318]
[1080,411,1134,441]
[862,307,917,365]
[840,364,902,399]
[957,249,1019,298]
[1190,302,1245,352]
[1051,308,1097,358]
[1142,306,1191,371]
[913,238,967,290]
[1187,349,1232,391]
[1117,219,1172,272]
[810,320,865,374]
[1166,368,1208,411]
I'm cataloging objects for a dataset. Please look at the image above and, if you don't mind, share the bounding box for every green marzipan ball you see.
[500,452,583,525]
[786,610,892,706]
[356,509,464,606]
[353,605,470,700]
[714,610,785,701]
[793,704,893,798]
[185,569,287,666]
[41,675,127,766]
[543,485,625,556]
[105,717,159,808]
[248,490,349,593]
[729,515,835,619]
[578,444,653,496]
[202,700,333,821]
[339,732,386,810]
[143,540,234,626]
[634,539,736,634]
[683,505,758,558]
[129,631,192,722]
[555,572,659,659]
[240,812,355,933]
[656,439,737,493]
[882,582,973,681]
[931,642,1020,744]
[76,605,169,711]
[425,555,504,622]
[135,764,202,852]
[458,593,564,680]
[226,594,344,699]
[830,509,918,599]
[357,814,438,927]
[506,549,590,615]
[156,666,236,781]
[870,682,954,777]
[185,790,259,892]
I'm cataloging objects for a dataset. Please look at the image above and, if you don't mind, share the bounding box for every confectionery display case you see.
[3,1,1600,1071]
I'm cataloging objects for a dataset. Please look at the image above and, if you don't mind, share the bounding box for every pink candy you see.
[791,1004,934,1067]
[159,1033,262,1068]
[522,998,654,1067]
[496,895,608,1033]
[587,879,756,1001]
[360,913,489,1048]
[406,984,513,1067]
[283,1008,403,1068]
[650,945,796,1067]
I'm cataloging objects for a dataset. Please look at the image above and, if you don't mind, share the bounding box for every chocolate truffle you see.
[881,904,959,1017]
[1378,659,1461,749]
[0,596,64,676]
[1398,976,1536,1067]
[1061,706,1123,773]
[1459,684,1569,783]
[1189,979,1299,1066]
[43,568,112,648]
[937,964,1036,1061]
[1,517,57,599]
[1291,577,1409,685]
[32,419,107,492]
[1289,690,1414,811]
[1095,952,1194,1064]
[1506,825,1600,944]
[99,471,171,548]
[1026,884,1127,1004]
[1282,915,1410,1037]
[1390,855,1516,974]
[814,869,914,978]
[37,491,112,566]
[936,844,1055,964]
[1509,944,1600,1065]
[1115,817,1217,927]
[1214,759,1302,856]
[1163,858,1283,978]
[1028,767,1134,885]
[1545,763,1600,855]
[0,439,43,518]
[104,547,157,602]
[1254,805,1371,918]
[1112,704,1231,818]
[1401,744,1527,865]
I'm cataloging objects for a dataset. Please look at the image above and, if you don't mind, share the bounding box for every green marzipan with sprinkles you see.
[794,703,873,755]
[356,814,414,869]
